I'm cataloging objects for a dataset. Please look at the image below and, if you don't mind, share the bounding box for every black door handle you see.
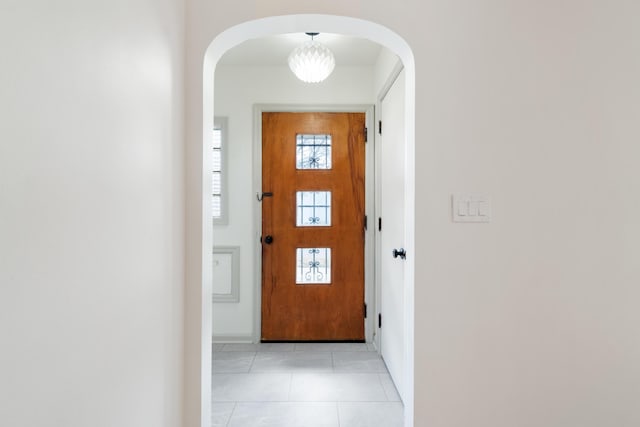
[263,235,273,244]
[392,248,406,260]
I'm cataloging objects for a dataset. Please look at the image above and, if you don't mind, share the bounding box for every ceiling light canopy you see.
[288,33,335,83]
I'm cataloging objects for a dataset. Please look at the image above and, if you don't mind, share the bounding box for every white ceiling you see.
[218,33,384,67]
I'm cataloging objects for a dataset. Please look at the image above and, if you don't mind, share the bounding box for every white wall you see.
[418,3,640,425]
[374,47,402,98]
[212,64,375,339]
[0,1,184,426]
[187,2,640,427]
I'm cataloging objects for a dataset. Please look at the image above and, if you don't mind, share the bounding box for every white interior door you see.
[379,69,406,400]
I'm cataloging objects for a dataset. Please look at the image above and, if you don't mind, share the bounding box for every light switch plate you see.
[452,194,491,222]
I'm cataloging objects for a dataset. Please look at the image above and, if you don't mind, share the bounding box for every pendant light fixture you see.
[288,32,335,83]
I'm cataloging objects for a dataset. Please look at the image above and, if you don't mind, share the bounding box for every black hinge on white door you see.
[378,120,382,134]
[378,313,382,328]
[378,217,382,231]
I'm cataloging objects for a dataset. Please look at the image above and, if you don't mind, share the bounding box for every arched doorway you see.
[196,15,416,427]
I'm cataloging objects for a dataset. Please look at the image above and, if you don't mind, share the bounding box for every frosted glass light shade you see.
[288,40,335,83]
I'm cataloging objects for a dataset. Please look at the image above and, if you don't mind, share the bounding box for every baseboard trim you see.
[212,333,254,344]
[260,339,366,343]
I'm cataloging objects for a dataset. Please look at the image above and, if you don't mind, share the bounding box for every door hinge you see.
[364,126,368,142]
[378,313,382,328]
[364,215,368,230]
[364,303,367,318]
[378,120,382,134]
[378,217,382,231]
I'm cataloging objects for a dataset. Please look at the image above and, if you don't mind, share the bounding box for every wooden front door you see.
[261,112,366,341]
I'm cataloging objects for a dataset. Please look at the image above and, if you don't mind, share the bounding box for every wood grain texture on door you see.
[261,112,365,341]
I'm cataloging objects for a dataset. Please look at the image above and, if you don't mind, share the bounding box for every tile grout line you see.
[287,372,294,402]
[248,351,258,373]
[378,372,393,401]
[224,402,237,427]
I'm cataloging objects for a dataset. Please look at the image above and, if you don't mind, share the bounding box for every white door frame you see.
[252,105,376,343]
[199,15,416,427]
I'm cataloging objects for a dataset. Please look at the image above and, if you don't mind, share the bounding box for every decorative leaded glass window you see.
[296,248,331,284]
[296,134,332,169]
[296,191,331,226]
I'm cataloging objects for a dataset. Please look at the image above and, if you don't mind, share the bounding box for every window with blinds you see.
[212,117,227,224]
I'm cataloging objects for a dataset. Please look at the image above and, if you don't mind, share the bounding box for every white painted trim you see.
[379,60,405,103]
[252,106,263,344]
[363,106,376,344]
[212,333,254,344]
[212,245,240,303]
[252,104,375,344]
[201,15,416,427]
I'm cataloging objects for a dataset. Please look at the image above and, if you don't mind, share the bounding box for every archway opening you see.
[200,14,416,427]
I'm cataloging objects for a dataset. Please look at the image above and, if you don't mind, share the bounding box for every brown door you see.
[261,112,366,341]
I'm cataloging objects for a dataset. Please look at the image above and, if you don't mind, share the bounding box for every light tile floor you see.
[212,343,403,427]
